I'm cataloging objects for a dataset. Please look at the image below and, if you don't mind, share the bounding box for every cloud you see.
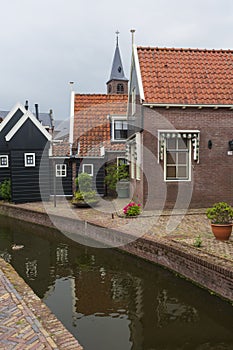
[0,0,233,118]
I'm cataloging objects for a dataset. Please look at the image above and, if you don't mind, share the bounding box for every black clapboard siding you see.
[49,159,73,196]
[11,150,50,203]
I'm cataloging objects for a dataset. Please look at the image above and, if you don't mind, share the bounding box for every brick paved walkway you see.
[0,259,83,350]
[0,270,58,350]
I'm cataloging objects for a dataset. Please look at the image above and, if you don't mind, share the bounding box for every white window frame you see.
[130,143,135,179]
[164,137,191,182]
[24,153,35,167]
[82,164,94,176]
[56,164,67,177]
[135,133,141,181]
[111,116,128,141]
[0,155,8,168]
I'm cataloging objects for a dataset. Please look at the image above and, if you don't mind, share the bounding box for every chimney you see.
[35,104,39,120]
[49,109,54,133]
[25,100,29,110]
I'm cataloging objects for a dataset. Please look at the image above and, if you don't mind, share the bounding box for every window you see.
[56,164,67,177]
[117,83,124,94]
[24,153,35,167]
[165,137,190,180]
[112,119,128,141]
[0,155,8,168]
[82,164,94,176]
[117,157,128,167]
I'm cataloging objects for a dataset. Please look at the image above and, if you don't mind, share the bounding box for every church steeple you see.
[107,31,128,95]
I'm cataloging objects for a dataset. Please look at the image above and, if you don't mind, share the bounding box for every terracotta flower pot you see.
[211,224,232,241]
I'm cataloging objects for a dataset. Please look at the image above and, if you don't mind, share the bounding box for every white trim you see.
[0,103,28,132]
[133,45,145,101]
[56,164,67,177]
[5,111,52,142]
[144,103,233,109]
[135,132,141,180]
[0,155,8,168]
[69,91,75,155]
[24,153,35,167]
[82,163,94,176]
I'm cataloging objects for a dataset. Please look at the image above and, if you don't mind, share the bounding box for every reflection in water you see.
[0,215,233,350]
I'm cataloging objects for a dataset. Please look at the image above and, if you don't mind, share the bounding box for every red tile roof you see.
[52,135,70,157]
[73,94,128,156]
[137,47,233,105]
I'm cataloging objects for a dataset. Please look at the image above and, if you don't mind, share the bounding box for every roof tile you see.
[73,94,128,156]
[137,47,233,105]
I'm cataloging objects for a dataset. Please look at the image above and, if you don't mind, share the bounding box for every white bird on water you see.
[11,244,24,250]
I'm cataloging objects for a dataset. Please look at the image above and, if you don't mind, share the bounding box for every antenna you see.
[130,29,136,46]
[116,30,120,46]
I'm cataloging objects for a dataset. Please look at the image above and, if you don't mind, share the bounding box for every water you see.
[0,215,233,350]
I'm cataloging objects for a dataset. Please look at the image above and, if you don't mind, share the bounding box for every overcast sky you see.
[1,0,233,120]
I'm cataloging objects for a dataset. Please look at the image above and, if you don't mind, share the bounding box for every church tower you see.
[106,32,128,95]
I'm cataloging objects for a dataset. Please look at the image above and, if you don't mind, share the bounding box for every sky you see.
[0,0,233,120]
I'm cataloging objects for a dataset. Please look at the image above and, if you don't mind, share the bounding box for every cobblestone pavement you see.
[16,199,233,263]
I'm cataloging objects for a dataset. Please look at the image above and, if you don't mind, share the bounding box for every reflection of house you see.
[0,103,51,203]
[127,43,233,209]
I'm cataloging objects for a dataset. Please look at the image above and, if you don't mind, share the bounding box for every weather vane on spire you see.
[116,30,120,46]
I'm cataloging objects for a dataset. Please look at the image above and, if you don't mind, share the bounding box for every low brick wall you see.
[121,236,233,302]
[0,203,233,303]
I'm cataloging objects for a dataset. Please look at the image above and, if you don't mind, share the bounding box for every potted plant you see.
[105,163,129,198]
[71,173,99,208]
[206,202,233,240]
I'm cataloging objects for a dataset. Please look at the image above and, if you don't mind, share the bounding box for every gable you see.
[5,111,52,143]
[6,118,50,150]
[0,107,24,150]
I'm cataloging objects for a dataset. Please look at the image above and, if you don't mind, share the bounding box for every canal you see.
[0,215,233,350]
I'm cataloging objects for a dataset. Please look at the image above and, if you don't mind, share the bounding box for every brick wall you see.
[134,107,233,209]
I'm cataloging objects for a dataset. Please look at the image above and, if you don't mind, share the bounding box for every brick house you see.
[127,45,233,209]
[69,36,128,195]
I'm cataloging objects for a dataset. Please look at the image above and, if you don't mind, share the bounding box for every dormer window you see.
[111,116,128,141]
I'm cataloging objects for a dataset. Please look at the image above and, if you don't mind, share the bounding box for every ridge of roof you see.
[137,46,233,53]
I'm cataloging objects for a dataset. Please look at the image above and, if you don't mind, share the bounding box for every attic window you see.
[0,155,8,168]
[118,66,122,73]
[24,153,35,167]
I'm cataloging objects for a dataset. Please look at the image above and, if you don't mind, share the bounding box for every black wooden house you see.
[0,103,52,203]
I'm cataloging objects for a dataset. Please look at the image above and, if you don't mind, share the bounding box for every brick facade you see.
[133,107,233,209]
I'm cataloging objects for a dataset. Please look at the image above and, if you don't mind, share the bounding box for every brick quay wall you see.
[0,202,232,303]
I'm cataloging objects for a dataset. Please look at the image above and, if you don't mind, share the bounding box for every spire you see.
[107,31,128,83]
